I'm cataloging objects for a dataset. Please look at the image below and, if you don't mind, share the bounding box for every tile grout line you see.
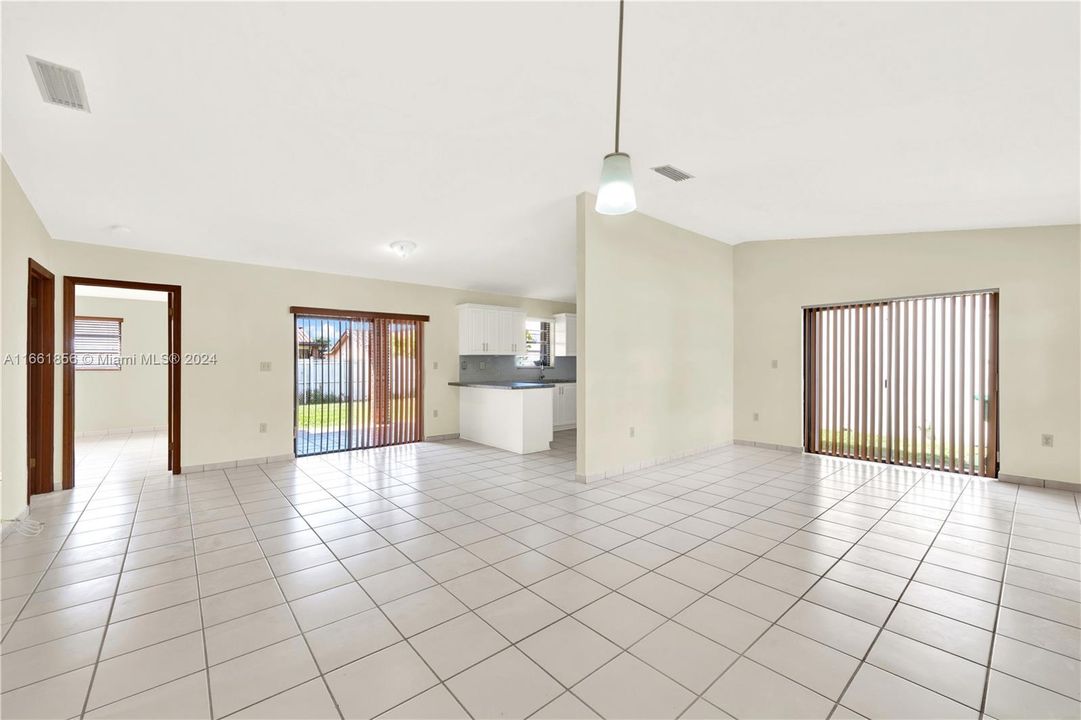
[4,435,1077,719]
[230,435,811,719]
[204,464,347,720]
[824,474,977,719]
[78,432,154,718]
[0,434,142,646]
[669,465,936,718]
[185,458,216,720]
[976,481,1020,716]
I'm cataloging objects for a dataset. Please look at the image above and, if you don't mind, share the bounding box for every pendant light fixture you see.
[595,0,636,215]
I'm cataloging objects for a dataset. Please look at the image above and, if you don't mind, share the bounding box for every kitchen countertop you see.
[449,380,570,390]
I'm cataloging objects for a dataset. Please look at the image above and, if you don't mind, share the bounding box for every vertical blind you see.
[294,312,424,456]
[803,291,999,477]
[73,316,122,370]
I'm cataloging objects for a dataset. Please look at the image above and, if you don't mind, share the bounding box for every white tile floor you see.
[2,430,1080,719]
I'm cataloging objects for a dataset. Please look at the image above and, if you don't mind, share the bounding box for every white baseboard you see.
[77,425,166,438]
[1,503,31,542]
[733,439,803,453]
[575,439,735,484]
[999,473,1080,492]
[182,452,296,474]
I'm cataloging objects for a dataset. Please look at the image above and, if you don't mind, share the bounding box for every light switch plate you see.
[259,361,272,372]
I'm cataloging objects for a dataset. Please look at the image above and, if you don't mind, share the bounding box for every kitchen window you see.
[517,318,551,368]
[74,316,123,370]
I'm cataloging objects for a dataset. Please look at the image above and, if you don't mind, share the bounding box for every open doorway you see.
[26,259,55,500]
[63,277,181,488]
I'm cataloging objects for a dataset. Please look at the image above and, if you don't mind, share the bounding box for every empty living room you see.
[1,2,1079,719]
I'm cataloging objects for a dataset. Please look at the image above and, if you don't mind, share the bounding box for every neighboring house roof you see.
[328,330,359,357]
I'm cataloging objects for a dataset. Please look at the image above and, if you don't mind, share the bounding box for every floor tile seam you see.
[29,546,204,595]
[580,456,861,574]
[218,468,347,720]
[661,470,942,718]
[978,482,1022,716]
[824,474,978,719]
[503,466,874,712]
[0,434,141,647]
[180,458,221,720]
[20,663,208,718]
[1001,546,1081,571]
[78,432,155,718]
[31,441,1063,713]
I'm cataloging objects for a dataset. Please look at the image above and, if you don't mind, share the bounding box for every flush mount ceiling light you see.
[390,240,417,259]
[595,0,636,216]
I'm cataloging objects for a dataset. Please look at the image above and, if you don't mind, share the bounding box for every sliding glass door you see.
[294,310,424,456]
[803,291,999,477]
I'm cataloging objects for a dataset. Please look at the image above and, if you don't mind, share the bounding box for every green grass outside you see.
[817,429,985,469]
[297,400,416,431]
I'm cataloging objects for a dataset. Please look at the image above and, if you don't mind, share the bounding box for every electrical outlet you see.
[771,359,778,369]
[433,361,439,371]
[259,422,268,433]
[480,361,486,369]
[461,360,467,371]
[433,409,439,418]
[259,361,272,372]
[1041,434,1054,447]
[629,426,635,438]
[753,412,760,421]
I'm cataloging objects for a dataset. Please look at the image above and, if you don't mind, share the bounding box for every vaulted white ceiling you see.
[3,2,1078,302]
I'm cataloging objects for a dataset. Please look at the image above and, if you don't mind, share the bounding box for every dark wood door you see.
[27,259,55,498]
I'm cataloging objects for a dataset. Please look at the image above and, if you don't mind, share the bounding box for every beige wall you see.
[1,159,58,521]
[734,225,1081,486]
[1,160,574,516]
[74,296,168,433]
[577,193,735,480]
[53,241,574,470]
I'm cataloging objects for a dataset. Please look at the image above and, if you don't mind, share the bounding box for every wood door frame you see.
[27,259,56,500]
[63,276,182,488]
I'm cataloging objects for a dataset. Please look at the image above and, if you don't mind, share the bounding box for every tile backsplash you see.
[458,355,576,383]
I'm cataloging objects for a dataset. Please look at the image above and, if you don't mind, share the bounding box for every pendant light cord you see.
[614,0,625,153]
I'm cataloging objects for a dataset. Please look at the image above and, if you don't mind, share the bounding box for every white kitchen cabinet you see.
[553,313,577,357]
[498,309,527,354]
[552,382,577,429]
[459,304,527,355]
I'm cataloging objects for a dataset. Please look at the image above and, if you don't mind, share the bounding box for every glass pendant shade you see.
[595,152,636,215]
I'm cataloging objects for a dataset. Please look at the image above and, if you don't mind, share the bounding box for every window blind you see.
[803,291,999,477]
[294,313,424,456]
[74,316,122,370]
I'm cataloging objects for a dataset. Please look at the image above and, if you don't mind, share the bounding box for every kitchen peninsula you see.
[448,380,555,454]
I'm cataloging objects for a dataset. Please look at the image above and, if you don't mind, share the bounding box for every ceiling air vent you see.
[28,56,90,112]
[651,165,694,182]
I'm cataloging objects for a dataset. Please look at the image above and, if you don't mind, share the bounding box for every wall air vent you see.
[651,165,694,182]
[28,56,90,112]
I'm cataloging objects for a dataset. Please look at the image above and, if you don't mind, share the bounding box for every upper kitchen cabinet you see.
[458,304,526,355]
[553,313,577,357]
